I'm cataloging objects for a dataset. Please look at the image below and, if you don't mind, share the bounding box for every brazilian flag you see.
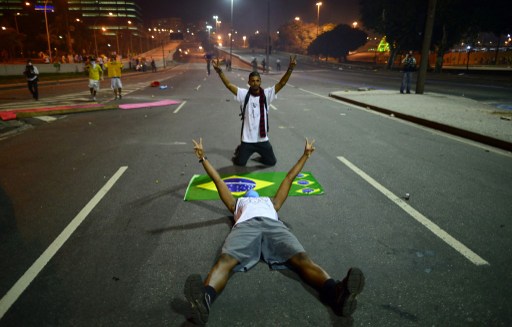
[184,172,324,201]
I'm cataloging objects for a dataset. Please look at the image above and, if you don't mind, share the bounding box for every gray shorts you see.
[222,217,305,272]
[110,77,123,89]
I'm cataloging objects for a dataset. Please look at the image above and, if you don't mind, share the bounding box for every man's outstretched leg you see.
[287,252,365,317]
[185,254,239,325]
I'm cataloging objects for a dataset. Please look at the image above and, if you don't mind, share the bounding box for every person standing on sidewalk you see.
[212,55,297,166]
[23,59,39,100]
[105,55,124,100]
[85,57,104,101]
[400,51,416,94]
[184,138,365,325]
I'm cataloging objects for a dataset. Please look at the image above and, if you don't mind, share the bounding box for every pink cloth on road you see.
[119,99,180,110]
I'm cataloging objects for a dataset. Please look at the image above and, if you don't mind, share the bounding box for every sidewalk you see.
[329,90,512,152]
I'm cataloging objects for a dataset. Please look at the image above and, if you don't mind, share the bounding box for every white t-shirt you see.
[236,86,276,143]
[234,197,278,225]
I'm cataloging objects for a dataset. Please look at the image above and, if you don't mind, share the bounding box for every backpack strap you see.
[240,91,251,140]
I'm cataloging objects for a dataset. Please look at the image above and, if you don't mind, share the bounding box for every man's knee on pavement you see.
[262,157,277,166]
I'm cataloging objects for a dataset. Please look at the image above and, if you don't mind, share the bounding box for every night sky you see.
[137,0,360,34]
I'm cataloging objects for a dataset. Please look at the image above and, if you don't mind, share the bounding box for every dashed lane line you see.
[173,100,187,114]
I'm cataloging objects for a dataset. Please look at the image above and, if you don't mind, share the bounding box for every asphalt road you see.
[0,60,511,326]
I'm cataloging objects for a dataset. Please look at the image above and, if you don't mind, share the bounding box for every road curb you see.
[329,93,512,152]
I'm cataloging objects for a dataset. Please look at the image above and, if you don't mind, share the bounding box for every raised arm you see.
[274,55,297,94]
[193,138,237,213]
[272,138,315,211]
[213,58,237,95]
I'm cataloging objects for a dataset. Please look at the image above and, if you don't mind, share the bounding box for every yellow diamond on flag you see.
[197,175,275,196]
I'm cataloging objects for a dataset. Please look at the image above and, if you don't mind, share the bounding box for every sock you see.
[319,278,337,304]
[205,285,217,304]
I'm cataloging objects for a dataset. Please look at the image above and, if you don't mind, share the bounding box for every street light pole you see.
[229,0,233,66]
[265,0,270,73]
[316,2,322,37]
[44,0,52,62]
[93,26,98,57]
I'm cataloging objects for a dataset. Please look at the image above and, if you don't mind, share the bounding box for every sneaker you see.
[332,268,365,317]
[119,94,122,99]
[184,274,210,325]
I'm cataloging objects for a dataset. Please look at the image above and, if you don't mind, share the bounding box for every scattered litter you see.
[150,81,161,87]
[159,85,168,89]
[500,116,511,121]
[390,113,395,117]
[404,193,410,200]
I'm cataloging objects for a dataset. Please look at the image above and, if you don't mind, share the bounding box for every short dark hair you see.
[249,71,260,79]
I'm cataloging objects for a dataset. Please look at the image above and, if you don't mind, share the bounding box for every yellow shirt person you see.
[105,56,124,100]
[105,59,123,78]
[85,58,103,101]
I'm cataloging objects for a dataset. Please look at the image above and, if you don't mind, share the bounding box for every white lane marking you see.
[0,166,129,319]
[173,100,187,114]
[336,156,489,266]
[34,116,57,122]
[299,87,336,100]
[270,104,277,110]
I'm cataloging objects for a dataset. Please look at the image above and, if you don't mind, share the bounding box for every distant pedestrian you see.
[251,57,258,72]
[262,58,266,72]
[105,55,123,100]
[85,57,104,101]
[151,58,157,72]
[400,51,416,94]
[276,58,281,71]
[23,59,39,100]
[205,53,213,75]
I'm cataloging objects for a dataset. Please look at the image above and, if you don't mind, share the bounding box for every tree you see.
[276,20,334,54]
[359,0,426,68]
[307,24,368,62]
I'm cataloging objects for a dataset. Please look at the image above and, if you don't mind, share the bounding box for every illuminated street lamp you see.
[352,21,358,29]
[44,0,52,62]
[316,2,322,37]
[243,35,246,47]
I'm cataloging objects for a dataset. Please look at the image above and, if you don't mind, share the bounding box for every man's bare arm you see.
[275,55,297,94]
[193,138,237,213]
[273,138,315,211]
[213,58,237,95]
